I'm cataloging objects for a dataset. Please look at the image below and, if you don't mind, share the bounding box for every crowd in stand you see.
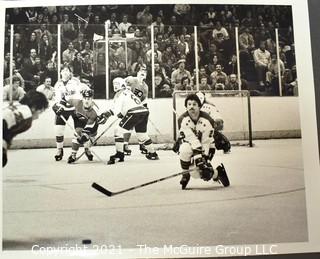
[4,4,298,100]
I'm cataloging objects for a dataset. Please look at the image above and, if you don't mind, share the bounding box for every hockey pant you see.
[114,108,154,153]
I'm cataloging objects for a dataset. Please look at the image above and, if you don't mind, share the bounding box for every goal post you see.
[173,90,253,147]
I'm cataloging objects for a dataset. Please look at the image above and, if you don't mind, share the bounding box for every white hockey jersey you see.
[54,77,90,107]
[125,76,148,105]
[112,89,146,117]
[178,111,215,155]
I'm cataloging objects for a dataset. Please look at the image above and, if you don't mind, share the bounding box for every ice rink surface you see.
[3,139,308,250]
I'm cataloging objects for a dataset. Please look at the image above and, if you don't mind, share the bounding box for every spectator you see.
[154,62,169,82]
[224,54,238,75]
[265,53,285,94]
[173,4,191,25]
[175,76,192,91]
[253,41,271,87]
[171,59,192,89]
[4,61,25,89]
[21,48,38,90]
[131,55,147,74]
[212,21,229,44]
[39,33,53,62]
[43,60,58,86]
[13,33,23,57]
[239,28,255,54]
[73,32,86,52]
[155,73,172,98]
[199,77,212,91]
[25,32,39,57]
[25,7,38,23]
[81,53,93,81]
[162,44,177,65]
[146,42,162,64]
[136,6,153,26]
[36,76,54,100]
[105,12,119,31]
[62,41,78,64]
[3,76,26,101]
[152,16,165,34]
[118,14,132,35]
[61,13,76,41]
[225,74,239,90]
[81,41,94,62]
[210,63,228,88]
[177,34,190,57]
[72,52,83,78]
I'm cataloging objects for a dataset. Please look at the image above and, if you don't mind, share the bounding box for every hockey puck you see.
[82,239,92,245]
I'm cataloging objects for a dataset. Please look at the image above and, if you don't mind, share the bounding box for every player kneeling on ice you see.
[177,94,229,189]
[98,77,159,164]
[196,92,231,153]
[3,90,49,167]
[67,89,98,163]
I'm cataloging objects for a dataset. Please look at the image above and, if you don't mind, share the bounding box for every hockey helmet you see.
[82,89,94,98]
[196,91,206,105]
[113,77,126,92]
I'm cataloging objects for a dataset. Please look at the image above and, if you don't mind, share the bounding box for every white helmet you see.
[196,92,205,105]
[113,77,126,92]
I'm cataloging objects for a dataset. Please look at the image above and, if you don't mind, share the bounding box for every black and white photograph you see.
[1,0,320,258]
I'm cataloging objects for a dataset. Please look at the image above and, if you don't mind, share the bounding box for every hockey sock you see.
[123,132,131,142]
[115,137,124,153]
[56,136,64,149]
[180,160,191,170]
[143,139,155,153]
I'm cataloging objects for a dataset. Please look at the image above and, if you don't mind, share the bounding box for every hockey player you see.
[98,77,159,164]
[196,92,231,153]
[177,93,229,189]
[123,69,149,155]
[52,64,90,161]
[3,90,49,167]
[67,89,99,163]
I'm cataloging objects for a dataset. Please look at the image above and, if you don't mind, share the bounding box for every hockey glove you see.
[193,148,206,169]
[52,103,64,116]
[97,114,108,125]
[77,133,89,144]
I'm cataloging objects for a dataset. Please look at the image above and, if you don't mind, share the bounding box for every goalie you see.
[196,92,231,153]
[98,77,159,164]
[177,93,230,189]
[67,89,99,163]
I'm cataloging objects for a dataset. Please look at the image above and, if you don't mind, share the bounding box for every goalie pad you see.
[214,131,231,152]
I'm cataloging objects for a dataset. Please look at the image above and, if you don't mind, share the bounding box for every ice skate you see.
[54,148,63,161]
[180,173,190,190]
[214,163,230,187]
[139,144,148,154]
[67,153,77,164]
[124,144,132,156]
[84,148,93,161]
[107,151,124,165]
[146,152,159,160]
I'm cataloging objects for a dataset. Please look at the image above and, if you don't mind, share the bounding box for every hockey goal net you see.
[173,90,253,147]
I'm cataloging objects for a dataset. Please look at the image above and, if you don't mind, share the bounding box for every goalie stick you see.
[92,168,197,197]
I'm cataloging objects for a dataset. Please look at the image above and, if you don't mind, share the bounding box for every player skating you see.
[177,93,230,189]
[3,90,48,167]
[98,77,159,164]
[52,64,90,161]
[123,69,149,155]
[196,92,231,154]
[67,89,99,163]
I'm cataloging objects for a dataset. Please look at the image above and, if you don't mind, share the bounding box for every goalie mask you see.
[113,77,126,92]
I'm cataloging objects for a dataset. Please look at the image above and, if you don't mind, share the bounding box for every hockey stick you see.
[92,168,197,197]
[75,118,118,161]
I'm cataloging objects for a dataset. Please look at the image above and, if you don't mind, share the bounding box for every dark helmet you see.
[82,89,94,98]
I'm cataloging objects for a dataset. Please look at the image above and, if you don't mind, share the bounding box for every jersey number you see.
[130,93,141,105]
